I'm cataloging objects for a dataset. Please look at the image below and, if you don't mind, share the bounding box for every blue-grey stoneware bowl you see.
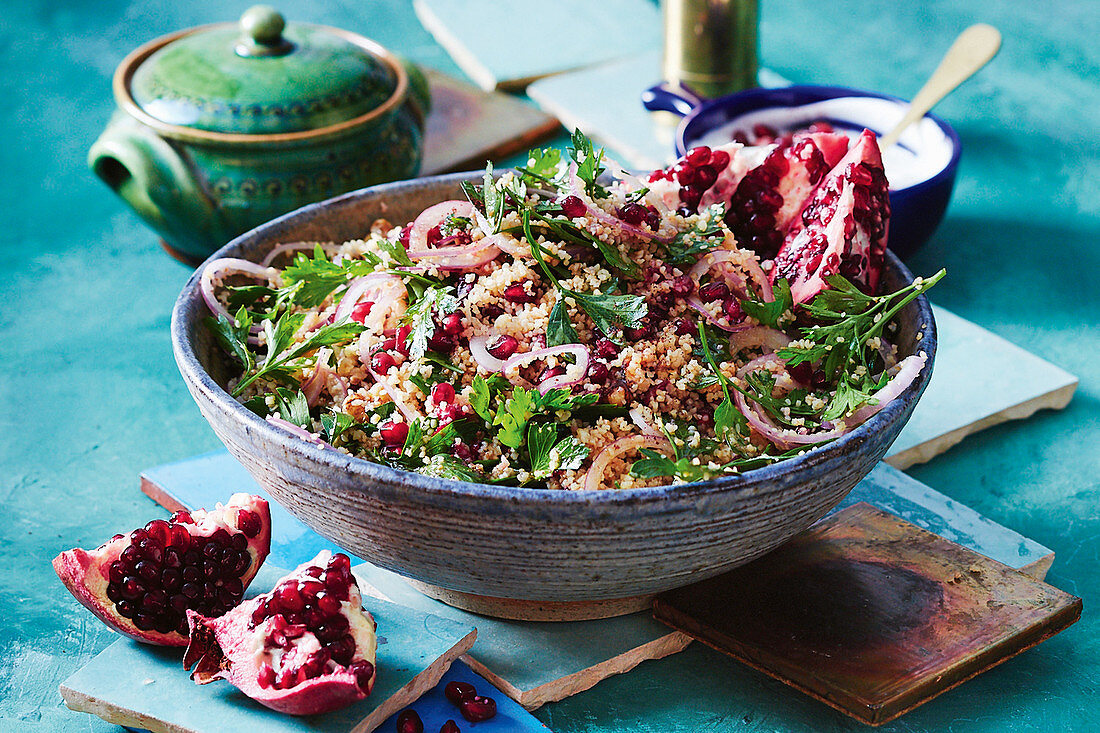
[643,83,961,259]
[172,172,937,619]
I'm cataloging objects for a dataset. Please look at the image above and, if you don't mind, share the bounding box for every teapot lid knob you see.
[237,6,293,57]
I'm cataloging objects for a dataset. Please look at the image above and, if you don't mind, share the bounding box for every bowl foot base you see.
[404,578,654,621]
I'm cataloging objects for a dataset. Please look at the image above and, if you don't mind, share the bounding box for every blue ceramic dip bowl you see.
[643,84,961,258]
[171,172,937,620]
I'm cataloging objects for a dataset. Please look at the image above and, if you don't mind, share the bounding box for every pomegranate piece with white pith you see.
[771,129,890,304]
[184,550,378,716]
[53,493,271,646]
[724,132,849,257]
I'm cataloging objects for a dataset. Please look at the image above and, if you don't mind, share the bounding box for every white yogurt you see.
[693,97,954,190]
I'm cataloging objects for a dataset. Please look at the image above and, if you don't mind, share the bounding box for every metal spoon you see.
[879,24,1002,148]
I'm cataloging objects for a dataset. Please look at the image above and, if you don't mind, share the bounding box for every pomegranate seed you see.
[643,206,661,231]
[673,162,696,186]
[445,680,477,705]
[397,709,424,733]
[349,660,374,690]
[698,281,729,302]
[675,317,696,335]
[371,352,397,374]
[399,225,411,246]
[236,510,261,538]
[459,696,497,723]
[723,298,744,321]
[710,150,730,169]
[395,325,412,355]
[731,130,750,144]
[587,362,609,384]
[694,165,717,188]
[427,331,456,354]
[679,185,702,209]
[274,583,304,613]
[426,225,444,246]
[619,202,646,226]
[486,335,518,360]
[560,195,587,218]
[431,382,456,404]
[480,303,504,319]
[172,511,193,524]
[595,338,619,359]
[503,282,536,304]
[351,301,374,324]
[441,313,463,335]
[809,120,834,133]
[440,721,461,733]
[624,323,653,341]
[380,421,409,447]
[685,146,711,166]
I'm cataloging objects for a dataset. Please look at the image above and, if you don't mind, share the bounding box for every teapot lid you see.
[119,6,407,140]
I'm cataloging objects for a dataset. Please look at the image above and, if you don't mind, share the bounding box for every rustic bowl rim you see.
[171,172,937,507]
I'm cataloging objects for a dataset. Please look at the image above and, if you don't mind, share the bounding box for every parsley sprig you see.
[206,306,364,397]
[523,210,647,341]
[778,269,944,420]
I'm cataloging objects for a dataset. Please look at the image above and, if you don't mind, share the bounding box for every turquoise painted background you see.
[2,0,1097,730]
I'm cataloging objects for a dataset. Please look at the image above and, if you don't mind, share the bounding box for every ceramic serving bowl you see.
[171,172,937,620]
[89,6,430,265]
[643,83,961,258]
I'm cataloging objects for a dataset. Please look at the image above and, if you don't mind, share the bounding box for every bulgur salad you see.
[201,131,941,490]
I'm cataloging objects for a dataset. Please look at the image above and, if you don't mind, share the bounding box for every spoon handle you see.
[880,23,1002,148]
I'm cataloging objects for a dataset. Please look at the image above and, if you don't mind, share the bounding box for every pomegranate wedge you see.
[772,129,890,303]
[53,493,271,646]
[184,551,377,716]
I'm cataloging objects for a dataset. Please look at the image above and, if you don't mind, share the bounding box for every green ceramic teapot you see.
[89,6,430,264]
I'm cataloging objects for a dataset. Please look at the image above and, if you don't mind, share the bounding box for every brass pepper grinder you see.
[662,0,759,98]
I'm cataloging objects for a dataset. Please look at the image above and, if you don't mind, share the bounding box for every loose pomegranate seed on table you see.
[459,695,497,723]
[397,709,424,733]
[439,721,461,733]
[445,679,477,705]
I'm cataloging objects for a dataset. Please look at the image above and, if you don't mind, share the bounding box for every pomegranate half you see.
[53,493,271,646]
[184,550,378,716]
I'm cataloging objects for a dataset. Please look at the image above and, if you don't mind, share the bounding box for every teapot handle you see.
[88,114,217,246]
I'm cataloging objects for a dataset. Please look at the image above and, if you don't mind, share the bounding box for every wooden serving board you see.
[59,564,480,733]
[653,503,1082,726]
[420,68,560,176]
[139,451,1053,710]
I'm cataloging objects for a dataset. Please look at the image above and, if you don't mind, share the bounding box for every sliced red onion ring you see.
[730,326,791,353]
[846,354,927,424]
[468,334,506,372]
[565,164,673,245]
[406,234,499,262]
[501,344,590,394]
[200,258,280,323]
[260,241,339,268]
[366,365,420,423]
[301,348,331,406]
[408,200,475,252]
[733,353,927,448]
[265,416,329,448]
[483,232,531,258]
[689,250,773,302]
[583,434,674,491]
[629,408,663,437]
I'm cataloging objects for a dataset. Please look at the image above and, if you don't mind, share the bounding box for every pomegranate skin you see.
[772,129,890,304]
[184,551,378,716]
[52,493,271,646]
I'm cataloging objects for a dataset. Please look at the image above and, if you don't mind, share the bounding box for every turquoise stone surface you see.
[2,0,1097,731]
